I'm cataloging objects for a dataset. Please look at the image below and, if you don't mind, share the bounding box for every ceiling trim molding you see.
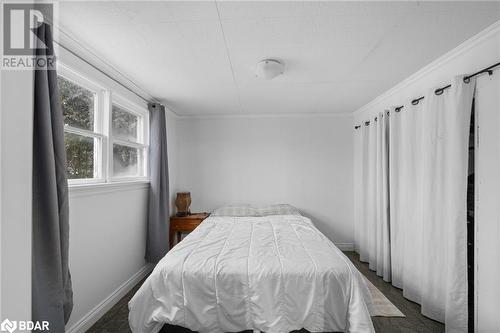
[175,111,352,120]
[164,105,181,119]
[54,24,184,118]
[353,20,500,117]
[53,23,160,105]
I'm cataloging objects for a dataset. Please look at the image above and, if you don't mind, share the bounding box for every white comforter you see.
[129,215,374,333]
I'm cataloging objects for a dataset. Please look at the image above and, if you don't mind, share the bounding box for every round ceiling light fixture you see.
[255,59,284,80]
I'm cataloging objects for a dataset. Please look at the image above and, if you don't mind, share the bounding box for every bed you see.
[129,205,374,333]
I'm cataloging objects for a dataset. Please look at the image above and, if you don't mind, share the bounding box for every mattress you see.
[129,214,374,333]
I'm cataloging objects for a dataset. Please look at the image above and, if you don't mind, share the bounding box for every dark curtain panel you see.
[146,103,170,263]
[32,23,73,331]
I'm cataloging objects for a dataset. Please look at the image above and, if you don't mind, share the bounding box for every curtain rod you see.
[53,40,157,105]
[354,61,500,129]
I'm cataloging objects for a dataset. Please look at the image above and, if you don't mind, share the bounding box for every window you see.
[65,132,96,179]
[112,105,138,141]
[59,75,102,181]
[110,102,148,179]
[58,65,148,185]
[59,75,95,131]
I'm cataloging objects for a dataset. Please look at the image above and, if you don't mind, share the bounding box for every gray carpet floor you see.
[87,251,444,333]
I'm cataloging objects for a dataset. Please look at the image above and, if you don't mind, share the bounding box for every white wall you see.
[176,115,354,248]
[58,45,153,331]
[352,22,500,332]
[56,45,178,331]
[66,184,149,331]
[65,107,177,333]
[0,68,33,328]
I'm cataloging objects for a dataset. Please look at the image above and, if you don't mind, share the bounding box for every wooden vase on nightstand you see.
[175,192,191,216]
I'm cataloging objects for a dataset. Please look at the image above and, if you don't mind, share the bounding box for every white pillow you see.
[211,204,300,217]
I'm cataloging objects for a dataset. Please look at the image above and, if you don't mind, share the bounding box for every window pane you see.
[112,105,138,141]
[113,144,141,177]
[65,132,95,179]
[58,76,95,131]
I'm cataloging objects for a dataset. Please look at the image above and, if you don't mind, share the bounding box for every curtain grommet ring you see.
[411,99,419,105]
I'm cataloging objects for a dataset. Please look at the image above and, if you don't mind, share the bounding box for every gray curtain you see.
[146,103,170,263]
[32,23,73,331]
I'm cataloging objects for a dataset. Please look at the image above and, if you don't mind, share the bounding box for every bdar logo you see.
[0,319,17,333]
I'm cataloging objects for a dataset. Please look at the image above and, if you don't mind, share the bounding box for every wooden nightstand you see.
[169,213,209,248]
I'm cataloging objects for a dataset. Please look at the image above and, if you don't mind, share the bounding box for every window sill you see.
[68,180,150,198]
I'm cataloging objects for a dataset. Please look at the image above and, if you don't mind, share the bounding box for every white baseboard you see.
[335,243,355,251]
[66,264,153,333]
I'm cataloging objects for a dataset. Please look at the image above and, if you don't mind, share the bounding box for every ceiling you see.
[58,1,500,116]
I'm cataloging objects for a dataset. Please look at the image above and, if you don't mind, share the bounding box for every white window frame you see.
[58,63,149,186]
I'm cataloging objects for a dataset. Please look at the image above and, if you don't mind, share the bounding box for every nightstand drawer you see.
[170,219,201,231]
[169,212,209,248]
